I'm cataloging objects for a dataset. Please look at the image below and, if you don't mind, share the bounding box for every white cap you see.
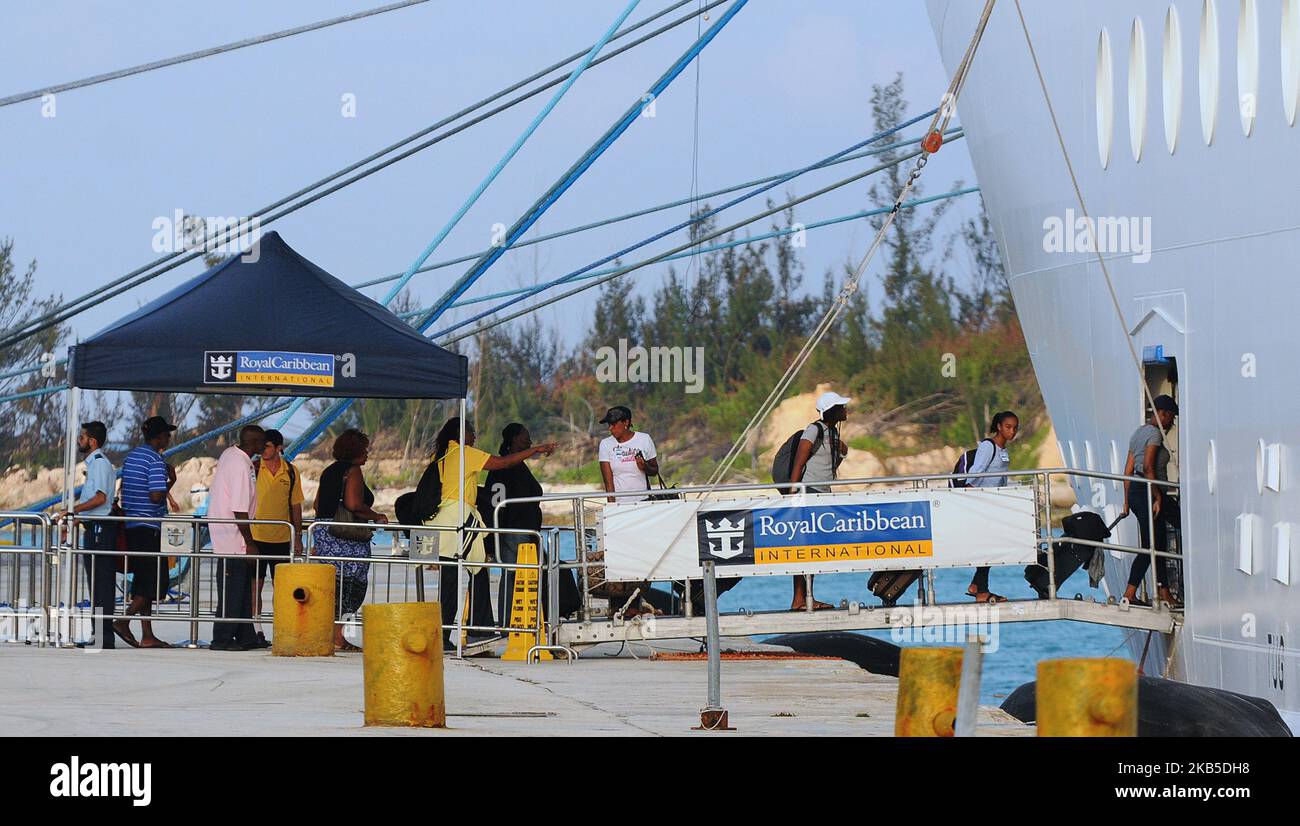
[816,391,851,414]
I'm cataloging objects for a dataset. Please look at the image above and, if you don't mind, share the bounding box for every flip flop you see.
[335,642,362,652]
[973,592,1008,604]
[138,638,172,649]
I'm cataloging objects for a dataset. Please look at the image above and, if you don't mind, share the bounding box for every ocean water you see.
[711,566,1137,706]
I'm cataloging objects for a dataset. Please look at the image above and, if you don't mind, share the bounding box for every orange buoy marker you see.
[895,647,963,737]
[1037,658,1137,737]
[921,130,944,154]
[502,542,551,661]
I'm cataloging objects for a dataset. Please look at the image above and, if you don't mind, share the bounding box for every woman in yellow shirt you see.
[426,417,555,645]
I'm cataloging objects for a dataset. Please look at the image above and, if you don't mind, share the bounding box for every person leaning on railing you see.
[1120,395,1181,607]
[312,428,388,652]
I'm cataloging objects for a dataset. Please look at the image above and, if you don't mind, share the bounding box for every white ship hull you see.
[928,0,1299,727]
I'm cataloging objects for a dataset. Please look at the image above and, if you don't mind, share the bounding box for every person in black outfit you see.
[1121,395,1181,606]
[485,423,580,628]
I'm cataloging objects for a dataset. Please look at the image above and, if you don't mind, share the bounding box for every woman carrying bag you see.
[312,428,388,651]
[425,417,555,646]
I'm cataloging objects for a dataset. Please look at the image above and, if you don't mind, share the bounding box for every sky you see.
[0,0,982,433]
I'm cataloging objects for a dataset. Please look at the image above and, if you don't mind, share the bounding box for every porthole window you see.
[1163,5,1184,152]
[1200,0,1221,144]
[1283,0,1300,126]
[1238,0,1260,136]
[1097,28,1115,167]
[1207,439,1217,493]
[1129,17,1149,160]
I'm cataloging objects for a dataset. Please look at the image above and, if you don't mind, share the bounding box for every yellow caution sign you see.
[502,541,551,661]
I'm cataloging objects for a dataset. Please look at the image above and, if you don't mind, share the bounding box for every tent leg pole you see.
[55,387,80,648]
[457,398,466,659]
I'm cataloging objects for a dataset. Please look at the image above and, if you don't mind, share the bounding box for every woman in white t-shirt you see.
[597,405,658,503]
[964,411,1019,603]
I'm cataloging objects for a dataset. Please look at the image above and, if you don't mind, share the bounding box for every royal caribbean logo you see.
[697,501,933,567]
[697,509,754,565]
[204,350,335,388]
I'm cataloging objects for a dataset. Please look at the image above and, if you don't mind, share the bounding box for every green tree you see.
[0,238,67,467]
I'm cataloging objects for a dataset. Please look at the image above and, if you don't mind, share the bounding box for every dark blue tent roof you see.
[68,232,466,399]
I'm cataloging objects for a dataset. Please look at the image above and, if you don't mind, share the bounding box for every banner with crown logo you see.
[599,487,1037,581]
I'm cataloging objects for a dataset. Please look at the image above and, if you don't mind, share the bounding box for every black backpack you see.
[950,438,994,488]
[394,458,443,535]
[771,421,838,493]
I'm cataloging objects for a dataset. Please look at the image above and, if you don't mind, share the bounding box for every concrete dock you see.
[0,640,1033,736]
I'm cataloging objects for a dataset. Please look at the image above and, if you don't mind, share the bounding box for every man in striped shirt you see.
[116,415,178,648]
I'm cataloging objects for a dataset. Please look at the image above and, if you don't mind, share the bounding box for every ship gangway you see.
[497,467,1183,650]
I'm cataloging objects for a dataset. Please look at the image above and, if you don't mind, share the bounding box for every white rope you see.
[703,0,998,492]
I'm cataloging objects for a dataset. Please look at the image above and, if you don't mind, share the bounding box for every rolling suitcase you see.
[868,570,921,607]
[1025,511,1118,598]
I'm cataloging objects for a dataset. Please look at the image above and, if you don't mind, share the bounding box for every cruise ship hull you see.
[928,0,1299,726]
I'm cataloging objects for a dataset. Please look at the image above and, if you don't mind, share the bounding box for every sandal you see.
[973,592,1008,604]
[335,641,362,652]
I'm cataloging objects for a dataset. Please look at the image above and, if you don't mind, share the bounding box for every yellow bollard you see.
[895,647,963,737]
[502,542,551,662]
[271,563,336,657]
[1037,658,1137,737]
[362,602,445,727]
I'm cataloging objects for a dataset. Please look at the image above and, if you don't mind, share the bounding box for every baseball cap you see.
[598,405,633,425]
[816,391,852,414]
[1153,395,1179,415]
[142,415,178,438]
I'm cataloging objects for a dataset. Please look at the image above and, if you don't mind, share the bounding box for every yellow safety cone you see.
[503,542,551,661]
[271,563,335,657]
[362,602,445,727]
[1037,658,1137,736]
[895,647,963,737]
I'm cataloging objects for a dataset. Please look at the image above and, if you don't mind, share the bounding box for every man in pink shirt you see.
[208,425,266,651]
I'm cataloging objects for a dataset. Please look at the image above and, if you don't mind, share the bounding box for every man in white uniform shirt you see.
[208,425,266,651]
[598,406,658,503]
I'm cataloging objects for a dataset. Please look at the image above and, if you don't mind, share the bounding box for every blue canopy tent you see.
[68,231,467,398]
[56,232,468,626]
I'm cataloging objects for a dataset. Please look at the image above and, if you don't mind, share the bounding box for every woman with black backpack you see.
[962,411,1020,603]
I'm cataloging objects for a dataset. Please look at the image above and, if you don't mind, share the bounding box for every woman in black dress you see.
[486,423,579,625]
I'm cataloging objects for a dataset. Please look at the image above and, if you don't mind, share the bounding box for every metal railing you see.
[0,511,565,660]
[0,512,53,647]
[494,465,1182,623]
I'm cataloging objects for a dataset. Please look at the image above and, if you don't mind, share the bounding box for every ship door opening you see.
[1142,344,1182,600]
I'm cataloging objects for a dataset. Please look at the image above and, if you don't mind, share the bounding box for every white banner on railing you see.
[599,487,1038,581]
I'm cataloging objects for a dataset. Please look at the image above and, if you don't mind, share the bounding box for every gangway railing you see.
[494,466,1182,648]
